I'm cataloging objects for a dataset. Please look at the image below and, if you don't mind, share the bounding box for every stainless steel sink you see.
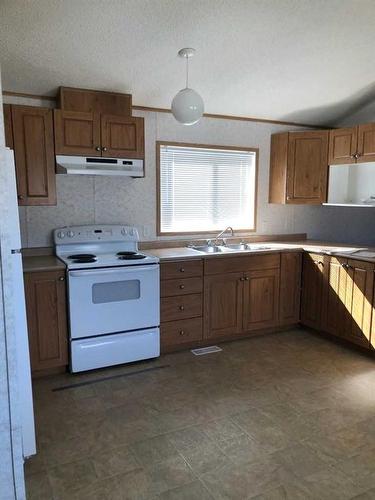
[225,243,249,250]
[191,245,227,253]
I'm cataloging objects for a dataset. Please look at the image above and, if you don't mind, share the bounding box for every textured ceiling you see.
[1,0,375,125]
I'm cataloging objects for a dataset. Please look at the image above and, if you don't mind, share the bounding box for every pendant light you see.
[171,48,204,125]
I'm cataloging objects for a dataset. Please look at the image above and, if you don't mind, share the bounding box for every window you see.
[157,142,258,234]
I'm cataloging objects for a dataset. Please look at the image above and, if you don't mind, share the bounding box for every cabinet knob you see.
[286,196,291,200]
[95,146,101,151]
[353,153,360,159]
[239,277,245,281]
[59,276,65,281]
[179,305,185,311]
[18,195,24,200]
[179,330,185,336]
[180,268,185,273]
[102,147,107,152]
[179,284,185,289]
[244,276,249,281]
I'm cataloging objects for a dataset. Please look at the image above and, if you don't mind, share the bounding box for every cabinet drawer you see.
[161,259,203,280]
[161,317,203,347]
[205,253,280,275]
[161,293,202,322]
[161,277,203,297]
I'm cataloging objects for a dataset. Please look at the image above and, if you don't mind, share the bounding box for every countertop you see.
[22,255,66,273]
[145,240,375,263]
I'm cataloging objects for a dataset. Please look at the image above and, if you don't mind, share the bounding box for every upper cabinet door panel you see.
[3,104,14,148]
[328,127,358,164]
[12,106,56,206]
[286,131,329,204]
[101,115,144,158]
[54,110,101,156]
[357,123,375,163]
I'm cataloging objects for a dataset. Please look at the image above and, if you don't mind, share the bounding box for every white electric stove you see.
[54,225,160,372]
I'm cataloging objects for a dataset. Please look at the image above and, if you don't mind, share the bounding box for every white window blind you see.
[159,144,257,234]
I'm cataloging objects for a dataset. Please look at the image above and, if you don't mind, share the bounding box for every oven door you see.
[68,264,160,339]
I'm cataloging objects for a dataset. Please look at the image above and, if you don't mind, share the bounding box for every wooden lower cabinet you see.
[243,268,280,331]
[321,256,348,337]
[204,254,281,339]
[301,253,325,330]
[160,259,204,352]
[24,270,68,374]
[303,254,374,350]
[279,252,302,325]
[204,272,244,339]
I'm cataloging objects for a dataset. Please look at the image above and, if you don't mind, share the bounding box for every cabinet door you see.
[243,268,280,331]
[101,115,144,158]
[328,127,358,165]
[204,272,243,339]
[357,123,375,163]
[344,259,374,348]
[3,104,13,148]
[12,105,56,206]
[54,110,101,156]
[286,131,329,204]
[300,253,324,329]
[24,270,68,373]
[279,252,302,325]
[321,256,348,337]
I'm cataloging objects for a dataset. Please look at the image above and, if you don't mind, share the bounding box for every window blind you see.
[159,144,257,234]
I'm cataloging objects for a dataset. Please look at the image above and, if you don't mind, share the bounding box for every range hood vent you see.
[56,155,144,177]
[324,162,375,207]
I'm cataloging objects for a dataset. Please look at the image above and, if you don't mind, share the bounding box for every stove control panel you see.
[54,225,140,244]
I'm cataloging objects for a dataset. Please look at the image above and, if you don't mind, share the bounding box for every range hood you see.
[324,162,375,207]
[56,155,144,177]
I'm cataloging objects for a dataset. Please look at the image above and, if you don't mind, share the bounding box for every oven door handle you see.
[69,265,158,278]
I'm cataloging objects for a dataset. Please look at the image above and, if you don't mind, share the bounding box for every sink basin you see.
[191,245,227,253]
[225,243,249,250]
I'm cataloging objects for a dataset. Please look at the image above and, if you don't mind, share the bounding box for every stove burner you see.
[72,257,97,263]
[68,254,96,259]
[116,251,137,256]
[118,254,146,260]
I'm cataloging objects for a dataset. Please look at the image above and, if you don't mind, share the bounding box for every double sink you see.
[188,243,273,254]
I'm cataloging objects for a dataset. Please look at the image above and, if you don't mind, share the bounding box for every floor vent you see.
[191,346,223,356]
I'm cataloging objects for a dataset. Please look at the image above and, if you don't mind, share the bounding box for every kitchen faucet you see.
[209,226,234,246]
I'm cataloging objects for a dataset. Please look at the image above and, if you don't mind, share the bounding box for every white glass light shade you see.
[171,88,204,125]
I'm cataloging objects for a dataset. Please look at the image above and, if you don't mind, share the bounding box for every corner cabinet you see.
[328,123,375,164]
[279,252,302,326]
[4,105,56,206]
[24,270,68,375]
[300,253,325,330]
[269,130,329,204]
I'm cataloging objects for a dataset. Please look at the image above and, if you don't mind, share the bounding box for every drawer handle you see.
[180,268,185,272]
[179,305,185,311]
[179,330,185,336]
[179,284,185,289]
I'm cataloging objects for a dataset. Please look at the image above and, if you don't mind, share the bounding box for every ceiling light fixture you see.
[171,48,204,126]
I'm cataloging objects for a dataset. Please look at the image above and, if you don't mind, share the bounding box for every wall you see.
[4,95,375,247]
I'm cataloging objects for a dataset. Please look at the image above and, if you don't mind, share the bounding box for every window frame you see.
[156,141,259,236]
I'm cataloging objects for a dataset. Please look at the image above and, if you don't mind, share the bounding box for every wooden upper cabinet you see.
[204,272,244,339]
[101,115,144,159]
[300,253,324,330]
[243,268,280,331]
[24,270,68,374]
[269,130,329,204]
[11,105,56,206]
[286,131,329,204]
[58,87,132,115]
[54,110,101,156]
[357,123,375,163]
[3,104,13,148]
[279,252,302,325]
[328,127,358,164]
